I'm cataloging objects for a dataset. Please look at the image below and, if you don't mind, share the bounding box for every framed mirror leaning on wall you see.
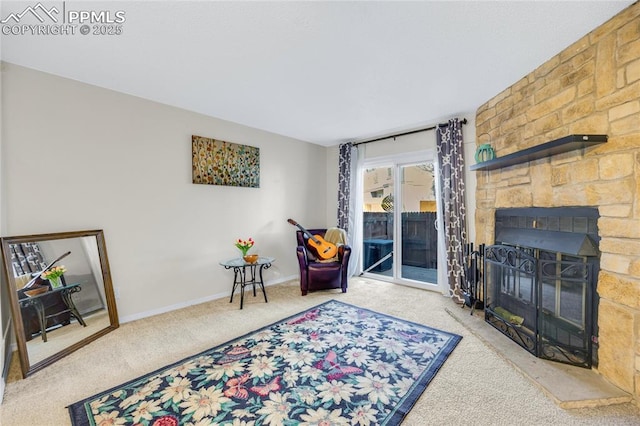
[1,229,119,378]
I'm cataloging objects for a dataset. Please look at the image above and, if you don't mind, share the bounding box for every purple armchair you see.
[296,229,351,296]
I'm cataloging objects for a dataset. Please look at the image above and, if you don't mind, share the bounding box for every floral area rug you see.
[68,300,461,425]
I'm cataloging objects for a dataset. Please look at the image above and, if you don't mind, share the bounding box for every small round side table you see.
[220,256,274,309]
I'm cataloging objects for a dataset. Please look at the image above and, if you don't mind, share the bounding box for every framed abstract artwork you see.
[192,135,260,188]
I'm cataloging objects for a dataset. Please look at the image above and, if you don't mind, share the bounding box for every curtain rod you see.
[352,118,468,147]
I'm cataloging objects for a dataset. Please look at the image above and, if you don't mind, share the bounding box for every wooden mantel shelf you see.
[470,134,608,171]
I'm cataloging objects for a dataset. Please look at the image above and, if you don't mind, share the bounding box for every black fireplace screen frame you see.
[484,245,538,354]
[484,207,600,369]
[484,244,595,368]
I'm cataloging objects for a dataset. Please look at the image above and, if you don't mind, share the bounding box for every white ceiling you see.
[1,1,633,146]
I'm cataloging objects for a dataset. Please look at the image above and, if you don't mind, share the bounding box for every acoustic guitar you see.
[287,219,338,260]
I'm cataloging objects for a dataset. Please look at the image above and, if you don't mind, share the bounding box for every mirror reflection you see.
[2,230,119,377]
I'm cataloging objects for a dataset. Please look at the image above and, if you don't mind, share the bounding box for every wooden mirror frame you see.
[1,229,119,377]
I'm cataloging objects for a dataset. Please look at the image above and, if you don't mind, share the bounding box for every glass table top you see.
[220,257,275,267]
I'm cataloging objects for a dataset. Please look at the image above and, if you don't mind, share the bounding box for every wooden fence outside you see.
[363,212,438,268]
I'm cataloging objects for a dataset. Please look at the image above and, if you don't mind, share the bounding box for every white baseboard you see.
[119,275,297,324]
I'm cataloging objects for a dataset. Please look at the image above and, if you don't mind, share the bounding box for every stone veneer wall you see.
[475,3,640,399]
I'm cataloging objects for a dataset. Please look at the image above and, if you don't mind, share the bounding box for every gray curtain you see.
[338,142,362,277]
[338,142,352,232]
[436,118,467,303]
[9,243,47,276]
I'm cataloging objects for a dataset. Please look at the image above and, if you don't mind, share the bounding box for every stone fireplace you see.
[474,3,640,400]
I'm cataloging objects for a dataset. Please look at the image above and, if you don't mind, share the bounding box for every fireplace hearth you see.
[484,207,600,368]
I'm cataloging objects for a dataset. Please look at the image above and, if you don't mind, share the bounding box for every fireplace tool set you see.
[462,242,484,314]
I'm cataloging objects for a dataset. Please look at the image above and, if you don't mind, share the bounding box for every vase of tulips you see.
[235,238,257,263]
[41,265,66,289]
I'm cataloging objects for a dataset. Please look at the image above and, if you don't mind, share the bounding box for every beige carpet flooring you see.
[2,277,640,425]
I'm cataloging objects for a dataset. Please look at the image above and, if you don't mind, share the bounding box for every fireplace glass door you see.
[538,251,593,365]
[485,244,595,368]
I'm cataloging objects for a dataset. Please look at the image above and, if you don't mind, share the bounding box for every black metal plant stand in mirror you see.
[18,283,87,342]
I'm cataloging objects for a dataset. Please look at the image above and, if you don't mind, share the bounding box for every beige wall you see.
[475,3,640,399]
[1,62,329,325]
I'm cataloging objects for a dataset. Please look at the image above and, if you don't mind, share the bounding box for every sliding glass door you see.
[399,163,439,283]
[361,152,442,290]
